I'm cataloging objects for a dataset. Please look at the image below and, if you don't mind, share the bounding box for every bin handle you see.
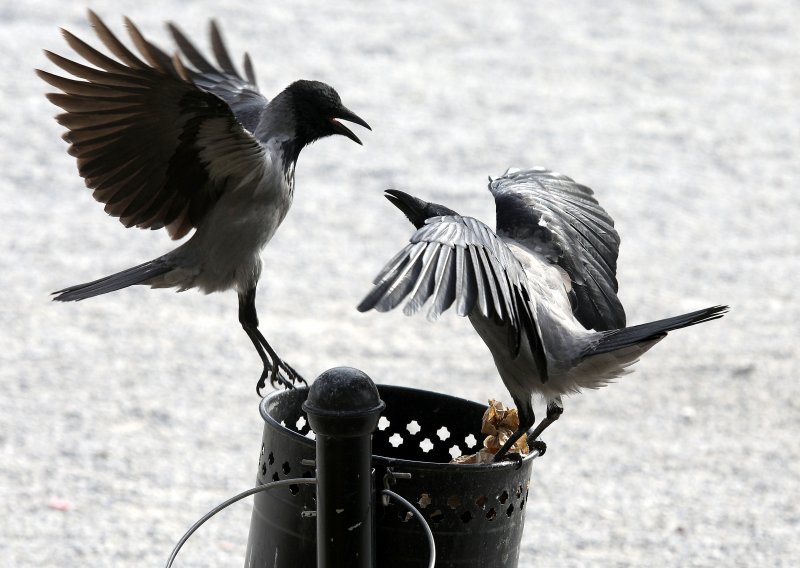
[382,489,436,568]
[165,478,317,568]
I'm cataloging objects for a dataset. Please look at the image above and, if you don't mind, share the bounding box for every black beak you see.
[385,189,429,229]
[330,106,371,145]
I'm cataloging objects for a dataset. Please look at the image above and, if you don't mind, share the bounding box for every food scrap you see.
[450,399,530,464]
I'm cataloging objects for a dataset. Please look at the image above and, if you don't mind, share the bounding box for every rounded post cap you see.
[303,367,385,437]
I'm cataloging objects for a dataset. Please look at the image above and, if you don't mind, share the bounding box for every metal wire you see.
[164,478,317,568]
[381,489,436,568]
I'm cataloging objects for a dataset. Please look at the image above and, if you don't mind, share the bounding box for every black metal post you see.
[302,367,385,568]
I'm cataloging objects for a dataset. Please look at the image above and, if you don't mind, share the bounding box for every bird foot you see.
[255,357,307,396]
[493,451,524,469]
[492,440,547,466]
[529,439,547,457]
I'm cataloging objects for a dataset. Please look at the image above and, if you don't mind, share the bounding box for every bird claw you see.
[493,451,524,469]
[492,440,547,467]
[529,439,547,457]
[255,357,307,397]
[273,359,307,388]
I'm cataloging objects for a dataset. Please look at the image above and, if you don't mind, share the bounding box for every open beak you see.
[330,106,371,145]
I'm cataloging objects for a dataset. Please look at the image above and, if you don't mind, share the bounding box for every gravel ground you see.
[1,1,798,566]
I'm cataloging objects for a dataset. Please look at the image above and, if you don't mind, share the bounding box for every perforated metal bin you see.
[244,385,536,568]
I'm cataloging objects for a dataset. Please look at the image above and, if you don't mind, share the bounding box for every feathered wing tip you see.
[167,18,255,86]
[53,259,173,302]
[208,20,238,76]
[167,21,216,75]
[35,11,211,241]
[242,52,257,86]
[37,11,268,242]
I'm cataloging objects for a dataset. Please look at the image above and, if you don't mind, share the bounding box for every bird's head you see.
[384,189,459,229]
[285,79,370,147]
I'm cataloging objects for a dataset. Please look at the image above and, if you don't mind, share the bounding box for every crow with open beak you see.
[39,11,370,395]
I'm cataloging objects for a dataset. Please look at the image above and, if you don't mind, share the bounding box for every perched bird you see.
[38,11,370,394]
[358,168,727,461]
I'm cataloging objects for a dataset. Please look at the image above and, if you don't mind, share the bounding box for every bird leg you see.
[494,397,564,462]
[238,288,306,396]
[525,397,564,455]
[493,399,536,463]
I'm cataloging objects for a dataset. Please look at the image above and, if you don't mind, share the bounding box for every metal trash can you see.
[244,385,536,567]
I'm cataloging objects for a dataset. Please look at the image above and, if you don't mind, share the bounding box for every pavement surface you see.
[1,1,798,566]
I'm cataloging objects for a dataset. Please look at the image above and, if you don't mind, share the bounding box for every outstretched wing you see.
[37,10,267,240]
[358,213,547,371]
[167,20,267,133]
[489,167,625,331]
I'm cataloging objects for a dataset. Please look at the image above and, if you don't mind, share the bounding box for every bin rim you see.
[258,384,538,472]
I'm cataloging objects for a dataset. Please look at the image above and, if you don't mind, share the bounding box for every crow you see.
[38,11,370,395]
[358,168,727,460]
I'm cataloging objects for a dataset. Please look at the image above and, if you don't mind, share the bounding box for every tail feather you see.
[53,259,173,302]
[588,305,729,357]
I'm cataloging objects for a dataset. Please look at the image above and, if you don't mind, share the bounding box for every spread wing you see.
[167,20,267,133]
[37,10,267,240]
[489,167,625,331]
[358,214,547,372]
